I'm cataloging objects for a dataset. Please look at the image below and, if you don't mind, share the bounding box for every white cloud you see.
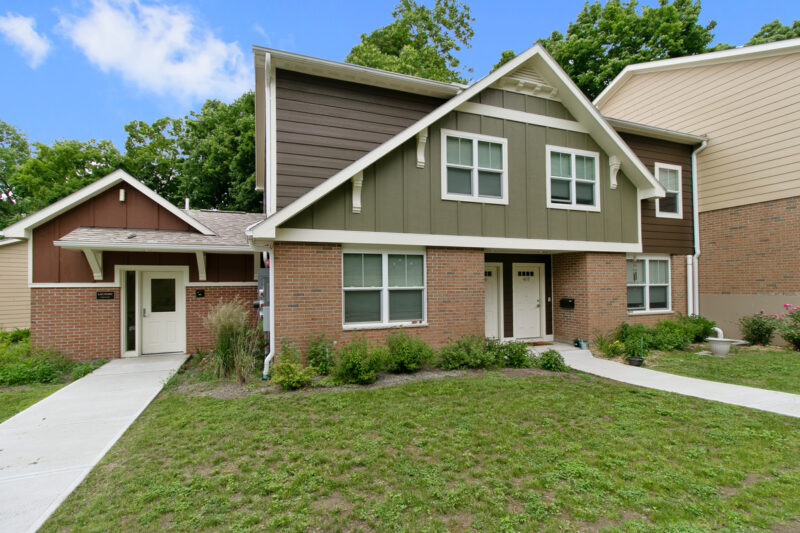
[59,0,251,103]
[0,13,52,68]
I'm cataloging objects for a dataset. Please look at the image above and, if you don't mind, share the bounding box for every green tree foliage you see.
[746,19,800,46]
[499,0,720,100]
[346,0,474,84]
[123,117,185,206]
[0,121,30,202]
[491,49,516,72]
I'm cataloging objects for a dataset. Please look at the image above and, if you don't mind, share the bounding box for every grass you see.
[647,347,800,395]
[42,371,800,532]
[0,383,65,422]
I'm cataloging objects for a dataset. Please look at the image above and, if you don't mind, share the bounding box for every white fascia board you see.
[0,238,24,247]
[53,241,254,254]
[275,228,642,253]
[1,169,216,238]
[604,116,707,145]
[595,38,800,107]
[251,43,662,239]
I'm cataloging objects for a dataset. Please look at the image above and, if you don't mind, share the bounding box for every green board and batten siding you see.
[283,91,639,245]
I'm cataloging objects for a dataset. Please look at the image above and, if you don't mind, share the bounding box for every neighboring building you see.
[248,44,702,357]
[0,238,30,330]
[1,170,262,360]
[595,38,800,338]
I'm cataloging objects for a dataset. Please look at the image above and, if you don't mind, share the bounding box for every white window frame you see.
[342,247,428,330]
[626,254,672,314]
[545,145,601,212]
[654,162,683,219]
[440,129,509,205]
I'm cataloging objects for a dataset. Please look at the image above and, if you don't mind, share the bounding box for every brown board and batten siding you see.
[274,69,445,209]
[283,90,640,245]
[619,132,695,255]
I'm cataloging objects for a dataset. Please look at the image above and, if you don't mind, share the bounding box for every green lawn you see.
[0,383,64,422]
[42,372,800,532]
[647,347,800,395]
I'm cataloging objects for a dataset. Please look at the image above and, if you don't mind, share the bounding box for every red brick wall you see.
[699,197,800,295]
[552,252,688,342]
[273,242,484,356]
[31,287,121,361]
[185,285,259,353]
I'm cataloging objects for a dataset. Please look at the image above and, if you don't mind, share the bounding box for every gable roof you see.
[1,169,216,239]
[594,38,800,108]
[249,44,664,241]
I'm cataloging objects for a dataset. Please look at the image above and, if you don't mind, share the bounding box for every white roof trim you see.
[253,46,463,98]
[595,38,800,107]
[1,169,215,238]
[0,238,24,247]
[605,116,707,145]
[53,240,253,254]
[249,44,663,240]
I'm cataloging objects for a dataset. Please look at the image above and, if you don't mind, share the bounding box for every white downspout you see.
[261,247,276,379]
[686,255,693,316]
[691,139,708,315]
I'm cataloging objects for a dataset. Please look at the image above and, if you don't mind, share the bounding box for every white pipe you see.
[690,139,708,315]
[686,255,693,316]
[261,247,276,379]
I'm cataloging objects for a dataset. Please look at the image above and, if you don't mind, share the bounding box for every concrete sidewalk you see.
[537,344,800,419]
[0,354,188,533]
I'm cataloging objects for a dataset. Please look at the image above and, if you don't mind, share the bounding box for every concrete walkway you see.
[0,354,188,533]
[536,344,800,419]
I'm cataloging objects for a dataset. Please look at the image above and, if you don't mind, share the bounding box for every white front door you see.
[512,263,543,339]
[141,271,185,354]
[484,264,502,338]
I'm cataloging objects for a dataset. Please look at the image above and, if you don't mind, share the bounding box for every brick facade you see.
[185,285,259,353]
[699,197,800,295]
[273,242,484,356]
[552,252,688,342]
[31,287,121,361]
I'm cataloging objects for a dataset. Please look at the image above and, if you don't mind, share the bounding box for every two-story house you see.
[3,44,703,364]
[595,38,800,338]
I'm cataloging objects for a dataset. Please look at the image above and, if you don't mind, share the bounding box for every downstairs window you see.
[627,256,670,312]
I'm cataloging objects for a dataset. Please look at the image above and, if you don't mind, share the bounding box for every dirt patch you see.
[312,492,353,512]
[773,519,800,532]
[720,472,766,498]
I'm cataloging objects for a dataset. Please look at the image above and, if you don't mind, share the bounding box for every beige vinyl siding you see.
[598,52,800,212]
[0,241,30,330]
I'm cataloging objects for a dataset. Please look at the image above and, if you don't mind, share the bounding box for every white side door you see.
[141,271,185,354]
[484,264,501,338]
[512,263,543,339]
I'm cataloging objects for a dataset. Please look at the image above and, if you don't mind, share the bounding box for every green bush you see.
[437,335,498,370]
[306,334,334,375]
[493,341,532,368]
[650,320,692,351]
[778,304,800,351]
[677,314,716,343]
[536,350,568,372]
[0,328,30,345]
[623,336,649,359]
[594,332,624,358]
[272,341,317,390]
[0,344,96,386]
[333,338,385,385]
[739,311,778,345]
[384,331,433,373]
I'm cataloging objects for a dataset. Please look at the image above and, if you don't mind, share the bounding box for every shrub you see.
[272,342,316,390]
[778,304,800,351]
[0,346,78,386]
[307,334,334,375]
[384,331,433,373]
[537,350,568,372]
[594,332,624,358]
[623,336,649,359]
[437,335,498,370]
[333,338,385,385]
[651,320,692,351]
[739,311,778,345]
[0,328,30,345]
[493,341,532,368]
[677,314,716,343]
[69,360,106,381]
[205,301,251,378]
[615,323,653,350]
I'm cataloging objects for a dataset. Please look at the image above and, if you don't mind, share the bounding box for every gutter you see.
[690,139,708,315]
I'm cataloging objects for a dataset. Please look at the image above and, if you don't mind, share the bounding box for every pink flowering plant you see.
[778,304,800,351]
[738,310,779,345]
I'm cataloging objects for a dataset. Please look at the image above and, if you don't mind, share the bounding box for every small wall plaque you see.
[96,291,115,300]
[195,290,205,298]
[559,297,575,309]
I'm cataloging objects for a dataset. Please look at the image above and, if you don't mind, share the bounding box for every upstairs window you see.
[441,129,508,205]
[546,145,600,211]
[627,256,670,312]
[655,163,682,218]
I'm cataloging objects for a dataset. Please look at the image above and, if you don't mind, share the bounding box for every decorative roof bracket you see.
[352,171,364,214]
[416,128,428,168]
[609,155,621,190]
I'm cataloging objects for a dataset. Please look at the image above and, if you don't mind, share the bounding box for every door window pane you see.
[627,286,645,309]
[389,290,423,321]
[344,291,381,323]
[575,182,595,205]
[125,271,136,351]
[649,286,668,309]
[447,167,472,195]
[151,278,175,313]
[551,178,571,203]
[478,171,502,197]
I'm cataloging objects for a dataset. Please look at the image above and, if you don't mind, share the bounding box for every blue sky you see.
[1,0,797,150]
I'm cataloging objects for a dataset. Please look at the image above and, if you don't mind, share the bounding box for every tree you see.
[346,0,474,84]
[123,117,184,206]
[0,120,30,202]
[9,139,122,223]
[520,0,720,100]
[179,92,260,212]
[747,19,800,46]
[491,49,516,72]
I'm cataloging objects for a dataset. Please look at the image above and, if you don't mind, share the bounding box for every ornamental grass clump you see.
[205,300,257,380]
